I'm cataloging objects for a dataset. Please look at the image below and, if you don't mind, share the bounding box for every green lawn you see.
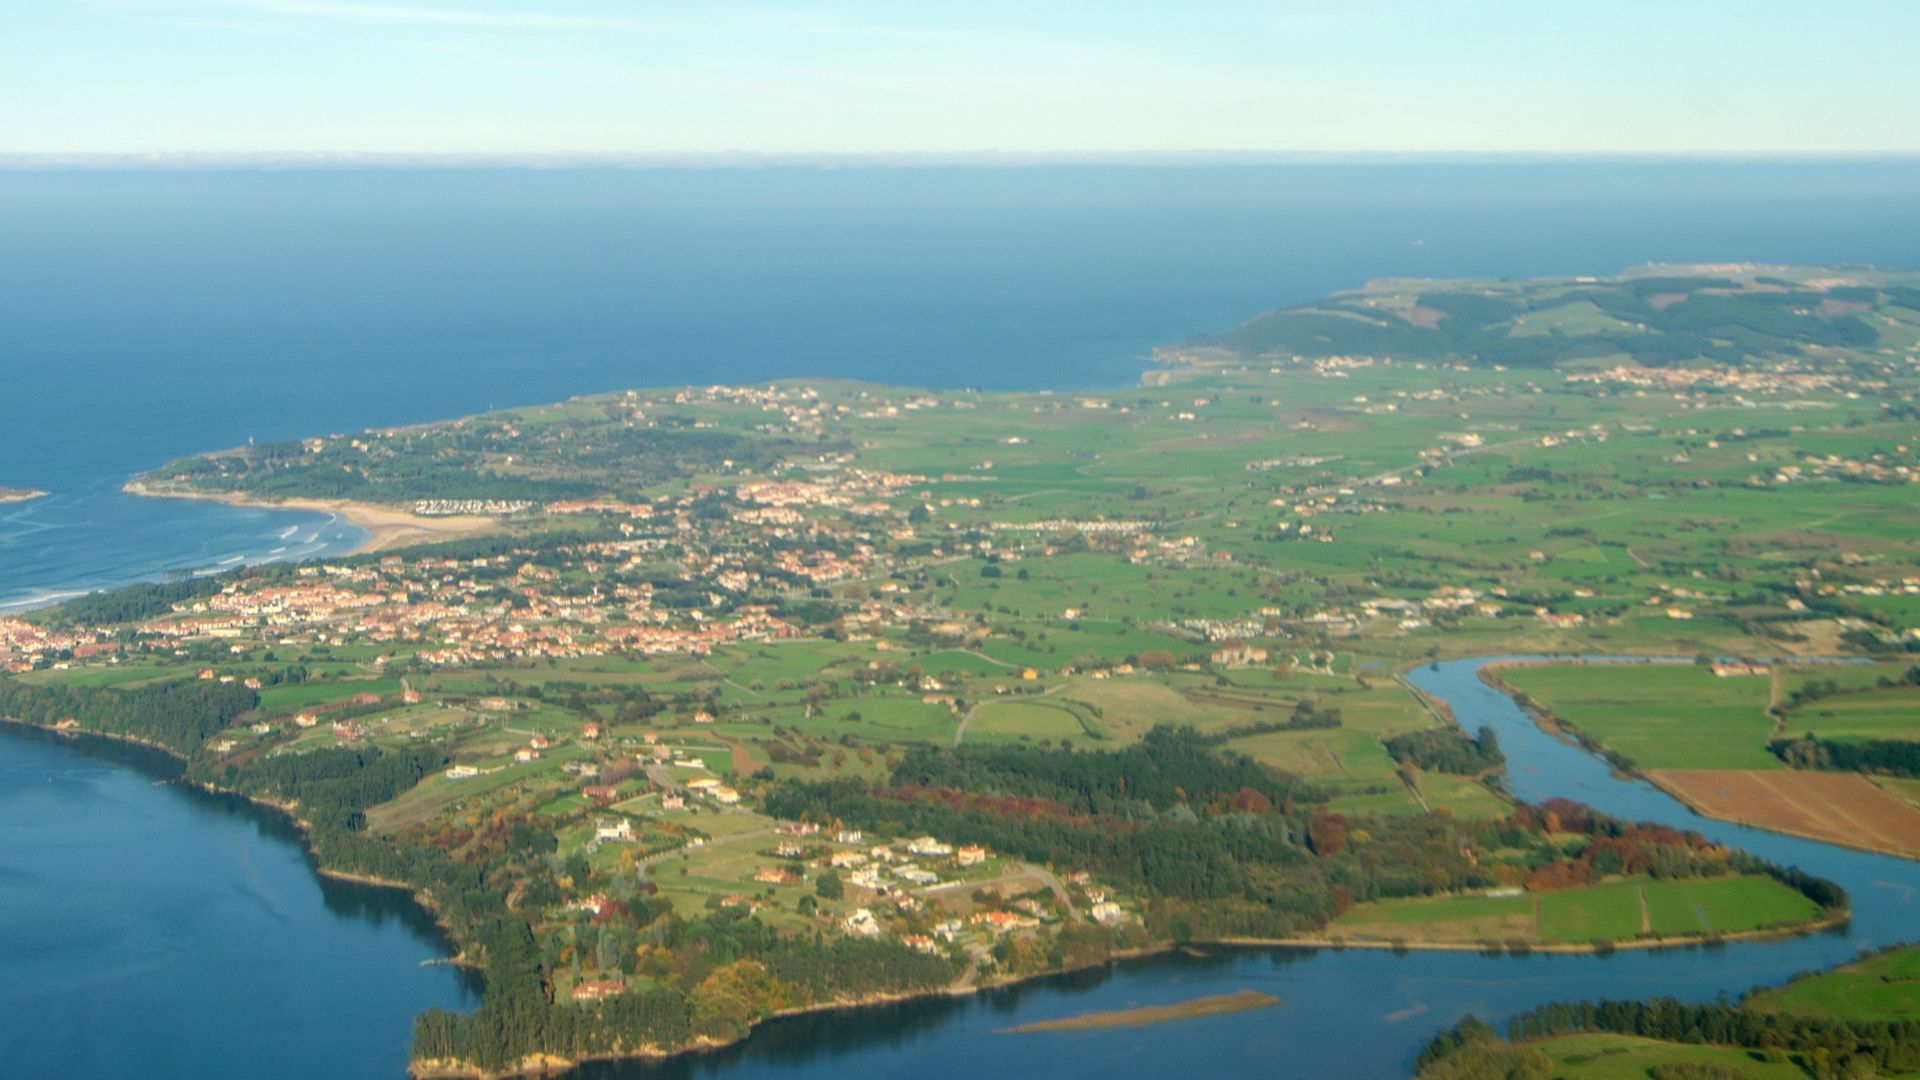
[1533,1033,1803,1079]
[1498,663,1779,771]
[1337,891,1533,929]
[1749,944,1920,1022]
[1785,685,1920,743]
[259,677,401,711]
[1642,875,1822,936]
[1333,875,1818,947]
[1537,880,1647,944]
[967,699,1087,742]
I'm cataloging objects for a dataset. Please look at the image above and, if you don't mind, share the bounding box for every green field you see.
[1749,944,1920,1022]
[966,698,1088,742]
[1498,663,1779,771]
[1334,875,1820,947]
[1533,1033,1803,1079]
[1785,685,1920,743]
[259,677,401,711]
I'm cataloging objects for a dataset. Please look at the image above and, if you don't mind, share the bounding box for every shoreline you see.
[0,670,1857,1080]
[1639,771,1920,864]
[123,480,506,556]
[0,716,474,964]
[1475,659,1920,864]
[410,911,1855,1079]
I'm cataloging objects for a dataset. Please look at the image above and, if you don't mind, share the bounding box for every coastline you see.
[407,912,1855,1080]
[123,480,506,556]
[0,680,1854,1080]
[0,716,473,963]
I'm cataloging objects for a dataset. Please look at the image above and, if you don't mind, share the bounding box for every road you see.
[917,861,1079,921]
[953,681,1075,747]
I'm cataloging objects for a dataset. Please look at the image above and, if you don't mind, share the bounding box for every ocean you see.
[5,162,1920,1078]
[5,161,1920,610]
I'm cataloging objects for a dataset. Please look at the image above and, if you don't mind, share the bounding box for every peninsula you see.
[122,480,507,555]
[6,264,1912,1077]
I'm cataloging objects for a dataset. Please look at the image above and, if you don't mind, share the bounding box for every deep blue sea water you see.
[4,164,1920,1077]
[5,162,1920,608]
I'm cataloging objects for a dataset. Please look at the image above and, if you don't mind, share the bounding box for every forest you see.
[0,677,257,758]
[1771,734,1920,779]
[1419,998,1920,1080]
[1384,725,1504,775]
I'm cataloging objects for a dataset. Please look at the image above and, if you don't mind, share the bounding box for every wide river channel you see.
[3,655,1914,1078]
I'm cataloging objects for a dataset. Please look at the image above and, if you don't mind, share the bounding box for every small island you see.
[998,989,1282,1033]
[0,487,48,505]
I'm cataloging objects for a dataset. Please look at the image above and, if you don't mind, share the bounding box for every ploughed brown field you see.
[1652,770,1920,859]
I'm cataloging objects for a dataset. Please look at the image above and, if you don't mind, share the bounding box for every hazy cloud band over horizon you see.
[7,0,1918,155]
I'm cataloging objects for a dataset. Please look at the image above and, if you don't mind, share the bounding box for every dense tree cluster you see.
[1771,735,1920,780]
[1384,725,1504,775]
[225,744,448,831]
[31,577,227,628]
[1414,1017,1551,1080]
[409,913,957,1072]
[888,726,1320,816]
[0,677,256,759]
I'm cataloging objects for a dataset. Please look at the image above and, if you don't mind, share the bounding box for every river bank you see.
[0,716,474,964]
[409,902,1859,1080]
[0,657,1889,1076]
[1476,658,1920,864]
[123,480,505,555]
[0,716,475,1079]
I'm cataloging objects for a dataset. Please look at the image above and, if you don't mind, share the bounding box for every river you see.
[0,725,478,1078]
[573,656,1920,1080]
[3,656,1912,1078]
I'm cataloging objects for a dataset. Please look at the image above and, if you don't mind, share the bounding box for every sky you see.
[3,0,1918,157]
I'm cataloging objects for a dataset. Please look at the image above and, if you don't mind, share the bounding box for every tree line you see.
[1420,998,1920,1080]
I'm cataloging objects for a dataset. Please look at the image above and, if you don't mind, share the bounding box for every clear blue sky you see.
[5,0,1918,155]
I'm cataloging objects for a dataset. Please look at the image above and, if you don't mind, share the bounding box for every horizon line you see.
[3,149,1920,171]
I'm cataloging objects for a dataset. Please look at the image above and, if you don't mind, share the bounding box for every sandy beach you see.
[123,481,506,555]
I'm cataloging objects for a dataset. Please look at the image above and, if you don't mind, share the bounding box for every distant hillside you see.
[1174,264,1920,369]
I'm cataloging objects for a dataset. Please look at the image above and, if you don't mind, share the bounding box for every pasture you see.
[1749,944,1920,1022]
[1497,663,1778,771]
[1331,875,1819,947]
[1534,1033,1802,1079]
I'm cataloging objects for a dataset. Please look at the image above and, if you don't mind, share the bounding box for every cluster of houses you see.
[683,776,741,805]
[0,617,119,672]
[1566,363,1845,395]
